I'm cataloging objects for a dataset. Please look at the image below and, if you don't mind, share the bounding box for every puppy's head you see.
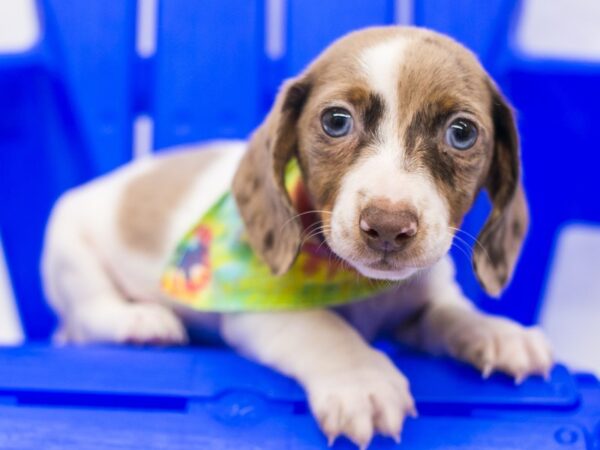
[233,26,528,297]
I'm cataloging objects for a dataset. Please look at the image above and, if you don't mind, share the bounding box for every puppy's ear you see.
[473,82,529,297]
[232,77,311,275]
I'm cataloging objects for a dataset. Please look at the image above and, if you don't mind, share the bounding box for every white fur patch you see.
[109,140,246,302]
[359,37,409,162]
[164,141,246,257]
[42,140,245,342]
[327,38,453,280]
[330,152,451,279]
[359,37,409,114]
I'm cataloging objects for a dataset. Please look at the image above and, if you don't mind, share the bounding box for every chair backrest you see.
[6,0,578,340]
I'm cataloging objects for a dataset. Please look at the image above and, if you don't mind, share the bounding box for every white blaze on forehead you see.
[359,37,409,101]
[326,37,452,278]
[358,37,410,159]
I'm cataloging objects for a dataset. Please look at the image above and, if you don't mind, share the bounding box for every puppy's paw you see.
[65,301,188,345]
[307,350,415,449]
[116,303,188,346]
[447,314,553,383]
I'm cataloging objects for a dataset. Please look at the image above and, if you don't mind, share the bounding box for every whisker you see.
[315,232,333,253]
[299,224,332,247]
[450,242,472,265]
[450,233,474,258]
[299,220,330,238]
[301,221,325,237]
[448,226,482,249]
[300,230,325,247]
[447,226,492,264]
[279,210,332,233]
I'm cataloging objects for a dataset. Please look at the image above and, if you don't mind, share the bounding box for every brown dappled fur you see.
[118,26,528,297]
[231,78,310,275]
[118,151,221,255]
[472,83,529,297]
[233,26,529,296]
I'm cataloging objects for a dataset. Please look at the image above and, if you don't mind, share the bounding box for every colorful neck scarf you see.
[160,161,391,312]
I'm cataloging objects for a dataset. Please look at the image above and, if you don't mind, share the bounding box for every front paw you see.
[306,350,416,449]
[447,314,553,383]
[64,302,189,345]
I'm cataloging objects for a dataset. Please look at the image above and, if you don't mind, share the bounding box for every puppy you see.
[42,26,552,448]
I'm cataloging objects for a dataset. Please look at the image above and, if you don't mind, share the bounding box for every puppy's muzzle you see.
[359,204,419,253]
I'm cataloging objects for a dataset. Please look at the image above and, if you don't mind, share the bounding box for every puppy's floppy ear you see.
[473,82,529,297]
[232,76,311,275]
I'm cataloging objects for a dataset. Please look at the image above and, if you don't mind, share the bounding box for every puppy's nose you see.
[359,206,418,252]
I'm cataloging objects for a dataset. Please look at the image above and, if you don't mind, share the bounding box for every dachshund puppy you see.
[42,26,552,448]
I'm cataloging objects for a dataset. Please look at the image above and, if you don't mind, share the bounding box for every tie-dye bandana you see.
[160,161,391,312]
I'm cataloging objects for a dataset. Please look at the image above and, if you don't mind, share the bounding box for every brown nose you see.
[359,205,418,252]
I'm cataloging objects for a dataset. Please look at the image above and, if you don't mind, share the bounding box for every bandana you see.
[160,161,391,311]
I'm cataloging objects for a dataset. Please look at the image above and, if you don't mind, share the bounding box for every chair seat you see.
[0,342,596,449]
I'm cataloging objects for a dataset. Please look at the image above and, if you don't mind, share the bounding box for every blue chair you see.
[0,1,598,448]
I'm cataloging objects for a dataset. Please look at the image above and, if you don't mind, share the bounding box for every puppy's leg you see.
[42,196,187,345]
[45,242,187,345]
[397,257,553,382]
[222,310,415,448]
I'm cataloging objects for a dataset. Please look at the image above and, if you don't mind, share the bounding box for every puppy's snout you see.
[359,205,418,252]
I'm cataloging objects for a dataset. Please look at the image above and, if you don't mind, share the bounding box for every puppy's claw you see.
[327,434,339,448]
[481,363,494,379]
[514,373,526,385]
[347,416,374,450]
[309,352,413,450]
[408,405,418,418]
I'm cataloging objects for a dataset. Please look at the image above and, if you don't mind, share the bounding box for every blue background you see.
[1,2,599,449]
[0,0,598,344]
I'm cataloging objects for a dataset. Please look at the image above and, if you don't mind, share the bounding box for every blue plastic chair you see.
[0,1,598,448]
[1,0,564,341]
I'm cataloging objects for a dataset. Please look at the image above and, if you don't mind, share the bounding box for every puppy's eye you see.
[446,119,478,150]
[321,108,353,137]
